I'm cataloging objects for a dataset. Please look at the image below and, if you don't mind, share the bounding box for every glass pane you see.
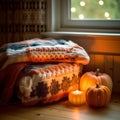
[71,0,120,20]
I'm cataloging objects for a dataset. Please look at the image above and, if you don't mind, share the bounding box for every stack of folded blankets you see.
[0,38,90,106]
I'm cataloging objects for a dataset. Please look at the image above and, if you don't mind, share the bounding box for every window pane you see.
[71,0,120,20]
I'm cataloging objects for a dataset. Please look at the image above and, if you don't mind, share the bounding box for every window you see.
[47,0,120,33]
[71,0,120,20]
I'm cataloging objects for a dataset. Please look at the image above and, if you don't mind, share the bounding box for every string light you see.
[104,12,110,18]
[80,1,86,6]
[79,14,84,19]
[71,7,76,12]
[99,0,104,5]
[104,12,111,19]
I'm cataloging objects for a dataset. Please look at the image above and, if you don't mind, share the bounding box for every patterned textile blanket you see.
[17,63,82,106]
[0,38,90,69]
[0,62,82,106]
[0,38,89,106]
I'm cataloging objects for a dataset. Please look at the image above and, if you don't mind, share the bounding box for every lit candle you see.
[68,90,85,105]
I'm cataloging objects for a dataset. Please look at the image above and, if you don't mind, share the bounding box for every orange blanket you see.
[0,63,28,106]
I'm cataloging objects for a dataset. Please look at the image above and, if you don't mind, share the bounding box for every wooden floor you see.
[0,95,120,120]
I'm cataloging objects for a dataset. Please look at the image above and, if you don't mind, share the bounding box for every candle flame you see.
[73,90,82,94]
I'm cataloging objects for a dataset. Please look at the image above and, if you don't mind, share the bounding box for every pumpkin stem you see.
[96,68,100,76]
[96,83,100,88]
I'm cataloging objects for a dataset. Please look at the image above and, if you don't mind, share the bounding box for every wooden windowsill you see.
[41,31,120,37]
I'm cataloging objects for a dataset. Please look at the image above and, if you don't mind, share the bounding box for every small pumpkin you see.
[80,68,113,92]
[86,84,111,107]
[68,90,85,105]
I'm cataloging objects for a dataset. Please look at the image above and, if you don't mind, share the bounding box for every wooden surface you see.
[0,95,120,120]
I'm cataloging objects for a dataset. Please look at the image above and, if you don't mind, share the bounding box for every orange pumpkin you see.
[86,84,111,107]
[68,90,85,105]
[80,69,113,93]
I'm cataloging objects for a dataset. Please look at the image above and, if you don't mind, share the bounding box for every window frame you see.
[46,0,120,33]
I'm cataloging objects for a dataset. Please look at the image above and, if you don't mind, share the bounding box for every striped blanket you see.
[0,38,90,69]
